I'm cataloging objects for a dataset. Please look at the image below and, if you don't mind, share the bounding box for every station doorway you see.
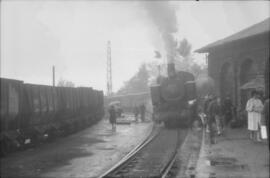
[220,62,234,100]
[239,59,257,109]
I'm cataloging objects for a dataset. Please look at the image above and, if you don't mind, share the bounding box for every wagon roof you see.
[107,92,149,98]
[0,77,23,83]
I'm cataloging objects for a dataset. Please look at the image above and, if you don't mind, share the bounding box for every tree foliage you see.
[57,79,75,87]
[177,38,192,58]
[174,38,207,77]
[116,39,207,94]
[117,64,149,94]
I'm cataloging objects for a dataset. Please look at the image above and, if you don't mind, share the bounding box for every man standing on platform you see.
[204,94,215,144]
[223,95,233,127]
[204,94,213,133]
[208,96,223,136]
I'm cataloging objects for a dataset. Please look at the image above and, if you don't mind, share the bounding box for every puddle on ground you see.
[96,133,114,137]
[96,146,115,150]
[208,156,248,171]
[209,157,237,166]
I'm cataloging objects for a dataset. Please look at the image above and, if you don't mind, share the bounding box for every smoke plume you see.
[142,2,178,63]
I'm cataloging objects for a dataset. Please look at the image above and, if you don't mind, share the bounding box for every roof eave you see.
[195,31,270,53]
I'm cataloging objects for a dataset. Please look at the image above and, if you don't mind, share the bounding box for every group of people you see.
[108,104,146,131]
[200,90,269,145]
[133,104,146,123]
[201,94,234,144]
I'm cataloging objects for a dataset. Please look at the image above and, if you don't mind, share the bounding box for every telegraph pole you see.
[107,41,112,96]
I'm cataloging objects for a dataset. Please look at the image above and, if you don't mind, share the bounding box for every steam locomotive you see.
[0,78,104,155]
[150,63,197,128]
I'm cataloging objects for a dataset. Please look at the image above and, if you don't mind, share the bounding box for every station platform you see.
[195,127,269,178]
[0,115,153,178]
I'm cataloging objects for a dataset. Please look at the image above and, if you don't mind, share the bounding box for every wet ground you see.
[196,127,269,178]
[2,118,268,178]
[0,115,153,178]
[175,127,203,178]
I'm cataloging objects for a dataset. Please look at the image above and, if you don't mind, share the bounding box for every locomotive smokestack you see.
[167,53,176,77]
[167,62,176,77]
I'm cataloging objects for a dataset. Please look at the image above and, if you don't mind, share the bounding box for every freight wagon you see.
[0,78,104,156]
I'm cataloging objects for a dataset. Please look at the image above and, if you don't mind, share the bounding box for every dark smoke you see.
[143,2,178,63]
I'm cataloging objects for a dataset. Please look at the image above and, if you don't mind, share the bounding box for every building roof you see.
[196,17,270,53]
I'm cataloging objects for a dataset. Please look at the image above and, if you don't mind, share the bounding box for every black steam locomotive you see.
[150,63,197,128]
[0,78,104,155]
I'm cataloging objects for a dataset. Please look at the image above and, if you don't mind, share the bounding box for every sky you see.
[1,1,269,92]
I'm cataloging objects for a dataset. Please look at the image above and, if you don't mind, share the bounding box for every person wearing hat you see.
[204,94,216,144]
[223,94,233,127]
[133,105,139,122]
[109,105,117,131]
[204,94,213,133]
[208,96,223,136]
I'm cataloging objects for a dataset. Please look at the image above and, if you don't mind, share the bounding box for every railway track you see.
[99,126,187,178]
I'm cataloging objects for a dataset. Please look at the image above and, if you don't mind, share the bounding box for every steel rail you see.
[161,130,181,178]
[98,124,161,178]
[99,128,182,178]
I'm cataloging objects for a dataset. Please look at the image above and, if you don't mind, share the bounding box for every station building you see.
[196,17,270,113]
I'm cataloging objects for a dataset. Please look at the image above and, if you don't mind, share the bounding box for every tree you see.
[189,62,207,78]
[117,64,149,94]
[174,38,208,77]
[154,51,161,58]
[57,79,75,87]
[117,39,207,94]
[176,38,192,58]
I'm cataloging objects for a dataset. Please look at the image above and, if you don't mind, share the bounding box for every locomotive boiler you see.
[150,63,197,128]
